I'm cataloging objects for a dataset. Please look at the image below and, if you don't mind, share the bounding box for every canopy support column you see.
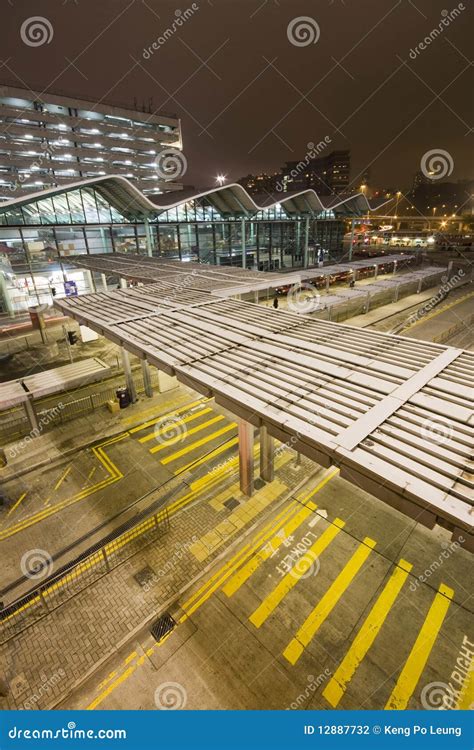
[239,419,254,496]
[260,425,274,482]
[24,396,39,434]
[141,358,153,398]
[121,346,137,403]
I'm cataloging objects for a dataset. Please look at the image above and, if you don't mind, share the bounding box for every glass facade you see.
[0,186,345,316]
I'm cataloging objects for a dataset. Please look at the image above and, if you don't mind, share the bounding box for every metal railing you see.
[0,366,161,442]
[0,498,171,644]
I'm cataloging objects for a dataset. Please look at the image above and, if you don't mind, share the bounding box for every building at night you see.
[240,151,351,197]
[0,177,376,315]
[0,84,183,201]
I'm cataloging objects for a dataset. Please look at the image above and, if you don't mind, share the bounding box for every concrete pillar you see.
[374,264,378,280]
[259,424,274,482]
[325,275,330,292]
[303,216,310,268]
[417,278,423,293]
[0,271,14,316]
[141,358,153,398]
[24,396,39,434]
[254,290,259,303]
[101,273,108,292]
[120,277,127,290]
[238,419,254,496]
[85,269,96,293]
[144,216,153,257]
[393,260,398,276]
[120,346,137,403]
[241,218,246,269]
[393,283,400,302]
[365,292,371,313]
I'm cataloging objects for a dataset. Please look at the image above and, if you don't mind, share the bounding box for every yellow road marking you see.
[139,407,213,444]
[0,435,126,541]
[54,465,72,491]
[128,398,206,433]
[283,537,377,665]
[385,583,454,710]
[87,483,336,710]
[223,468,339,597]
[149,414,224,454]
[6,492,27,517]
[249,519,346,629]
[323,559,413,707]
[161,423,237,465]
[190,480,286,562]
[175,437,239,476]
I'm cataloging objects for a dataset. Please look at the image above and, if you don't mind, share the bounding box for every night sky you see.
[2,0,473,190]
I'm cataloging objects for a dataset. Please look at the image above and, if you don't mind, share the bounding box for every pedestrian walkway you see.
[0,441,315,711]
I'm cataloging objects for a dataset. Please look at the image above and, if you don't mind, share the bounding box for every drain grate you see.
[150,612,176,642]
[224,497,240,510]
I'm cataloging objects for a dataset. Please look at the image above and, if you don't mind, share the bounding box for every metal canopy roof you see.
[0,175,385,219]
[0,358,111,411]
[64,252,414,296]
[53,284,474,548]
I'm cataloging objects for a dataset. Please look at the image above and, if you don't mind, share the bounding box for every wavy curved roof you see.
[0,175,389,220]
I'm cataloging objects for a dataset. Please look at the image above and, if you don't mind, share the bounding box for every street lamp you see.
[216,174,227,186]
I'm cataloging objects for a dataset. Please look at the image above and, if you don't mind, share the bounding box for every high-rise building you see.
[240,151,350,196]
[280,150,350,194]
[0,84,183,200]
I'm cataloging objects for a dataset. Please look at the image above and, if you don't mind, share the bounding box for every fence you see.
[0,366,161,442]
[0,501,171,644]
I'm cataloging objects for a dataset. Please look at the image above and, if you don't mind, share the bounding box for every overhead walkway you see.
[53,281,474,551]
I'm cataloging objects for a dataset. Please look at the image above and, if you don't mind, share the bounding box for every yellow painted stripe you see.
[149,414,224,454]
[175,437,240,476]
[54,465,72,491]
[161,423,237,464]
[249,519,345,629]
[385,583,454,710]
[323,559,413,707]
[128,398,206,430]
[223,468,339,597]
[6,492,27,517]
[139,407,213,444]
[0,435,126,541]
[283,537,377,665]
[88,501,301,709]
